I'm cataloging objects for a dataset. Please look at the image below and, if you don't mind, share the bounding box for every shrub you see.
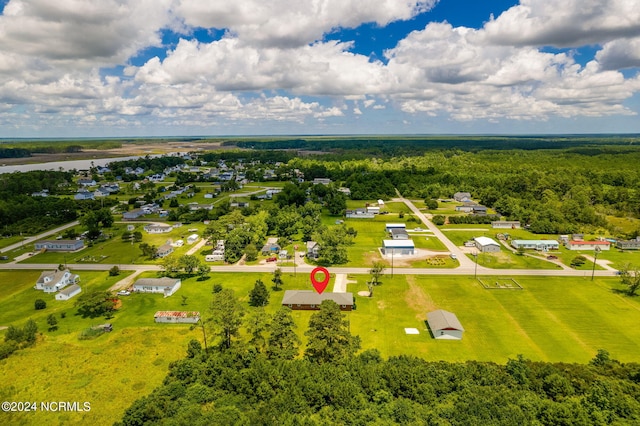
[34,299,46,310]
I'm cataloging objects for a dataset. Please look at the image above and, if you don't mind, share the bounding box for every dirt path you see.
[109,270,145,291]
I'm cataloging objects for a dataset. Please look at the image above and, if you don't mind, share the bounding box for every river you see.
[0,155,146,174]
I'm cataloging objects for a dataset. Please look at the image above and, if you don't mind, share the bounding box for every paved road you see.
[0,221,80,254]
[392,194,478,270]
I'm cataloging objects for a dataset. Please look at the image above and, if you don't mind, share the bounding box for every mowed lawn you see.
[347,275,640,364]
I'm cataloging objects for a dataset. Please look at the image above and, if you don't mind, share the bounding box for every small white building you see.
[390,228,410,240]
[187,234,199,244]
[382,239,415,256]
[427,309,465,340]
[133,278,181,297]
[511,240,560,251]
[367,206,380,214]
[385,223,406,232]
[206,249,225,261]
[55,284,82,301]
[474,236,501,253]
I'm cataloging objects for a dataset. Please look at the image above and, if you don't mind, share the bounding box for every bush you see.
[109,265,120,276]
[432,215,446,226]
[34,299,46,310]
[570,256,587,268]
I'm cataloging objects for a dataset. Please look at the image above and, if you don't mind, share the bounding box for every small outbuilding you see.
[474,236,501,253]
[427,309,465,340]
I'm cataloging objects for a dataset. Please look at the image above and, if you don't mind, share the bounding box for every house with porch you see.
[35,269,80,293]
[133,278,181,297]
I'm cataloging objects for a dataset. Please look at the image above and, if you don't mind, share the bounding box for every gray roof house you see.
[133,278,181,297]
[281,290,354,311]
[35,269,80,293]
[55,284,82,301]
[35,239,84,252]
[156,243,174,258]
[306,241,320,259]
[427,310,465,340]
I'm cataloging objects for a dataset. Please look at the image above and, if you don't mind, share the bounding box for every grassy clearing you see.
[348,275,640,363]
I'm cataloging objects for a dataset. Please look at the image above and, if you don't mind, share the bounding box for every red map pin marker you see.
[310,267,330,294]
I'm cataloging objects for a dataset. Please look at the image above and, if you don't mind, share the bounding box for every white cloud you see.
[174,0,438,47]
[484,0,640,48]
[596,37,640,70]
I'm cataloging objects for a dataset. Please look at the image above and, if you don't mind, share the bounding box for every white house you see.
[35,239,84,252]
[306,241,320,259]
[35,269,80,293]
[133,278,181,297]
[427,309,465,340]
[345,208,374,219]
[367,206,380,214]
[390,228,410,240]
[144,223,173,234]
[55,284,82,301]
[206,250,225,261]
[383,239,415,256]
[187,234,199,244]
[565,240,611,251]
[511,240,560,251]
[491,221,521,229]
[474,236,501,253]
[155,243,174,258]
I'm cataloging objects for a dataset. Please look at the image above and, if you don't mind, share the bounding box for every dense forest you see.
[118,298,640,426]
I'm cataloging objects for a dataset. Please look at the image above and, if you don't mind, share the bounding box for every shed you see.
[390,228,410,240]
[474,236,501,253]
[281,290,354,311]
[427,309,465,340]
[385,223,406,232]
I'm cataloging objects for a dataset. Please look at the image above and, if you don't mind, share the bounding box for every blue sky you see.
[1,0,640,137]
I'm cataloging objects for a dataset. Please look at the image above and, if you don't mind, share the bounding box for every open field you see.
[2,268,640,424]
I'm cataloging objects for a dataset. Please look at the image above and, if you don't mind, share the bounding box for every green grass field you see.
[2,268,640,424]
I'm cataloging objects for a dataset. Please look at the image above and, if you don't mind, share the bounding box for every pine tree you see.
[304,300,360,363]
[267,307,300,360]
[248,279,270,307]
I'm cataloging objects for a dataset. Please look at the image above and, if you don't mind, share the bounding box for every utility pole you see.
[591,247,601,281]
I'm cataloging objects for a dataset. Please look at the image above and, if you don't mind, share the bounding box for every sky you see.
[1,0,640,137]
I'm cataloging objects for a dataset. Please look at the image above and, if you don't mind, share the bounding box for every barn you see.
[473,236,501,253]
[382,239,415,256]
[427,309,465,340]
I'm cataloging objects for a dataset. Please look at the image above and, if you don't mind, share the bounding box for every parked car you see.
[266,257,278,262]
[117,290,131,296]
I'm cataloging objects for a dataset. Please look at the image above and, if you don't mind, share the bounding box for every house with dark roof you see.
[616,237,640,250]
[35,239,84,252]
[281,290,354,311]
[427,309,465,340]
[390,228,409,240]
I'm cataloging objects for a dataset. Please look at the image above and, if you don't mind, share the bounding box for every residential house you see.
[616,237,640,250]
[154,311,200,324]
[385,223,406,232]
[312,178,332,185]
[565,240,611,251]
[281,290,354,311]
[31,189,49,197]
[155,243,174,258]
[338,187,351,197]
[455,202,477,213]
[144,223,172,234]
[306,241,320,259]
[35,240,84,252]
[94,187,111,198]
[261,237,280,255]
[188,203,213,211]
[230,201,250,208]
[474,236,501,253]
[74,188,95,200]
[55,284,82,301]
[427,309,465,340]
[367,206,380,214]
[382,239,415,256]
[123,208,146,220]
[511,240,560,251]
[35,269,80,293]
[453,192,472,202]
[187,234,199,244]
[345,208,374,219]
[77,178,96,187]
[491,221,521,229]
[133,277,181,297]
